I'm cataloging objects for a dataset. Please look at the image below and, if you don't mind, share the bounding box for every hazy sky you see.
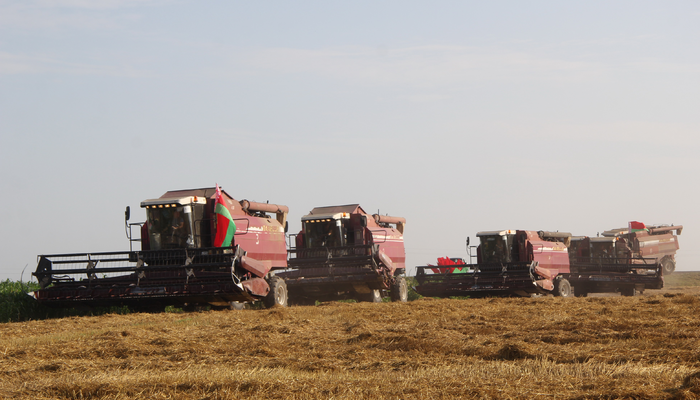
[1,1,698,281]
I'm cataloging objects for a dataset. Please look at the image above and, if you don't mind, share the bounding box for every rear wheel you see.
[553,277,572,297]
[390,276,408,302]
[264,276,288,308]
[661,257,676,275]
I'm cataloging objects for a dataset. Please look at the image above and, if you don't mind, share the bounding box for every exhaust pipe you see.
[240,200,289,227]
[240,200,289,214]
[373,214,406,234]
[648,225,683,235]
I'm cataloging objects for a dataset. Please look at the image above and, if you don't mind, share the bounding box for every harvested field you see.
[1,278,699,399]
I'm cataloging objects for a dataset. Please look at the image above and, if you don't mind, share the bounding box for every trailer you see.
[32,186,290,309]
[279,204,407,304]
[415,228,663,298]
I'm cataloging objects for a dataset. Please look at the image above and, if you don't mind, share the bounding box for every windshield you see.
[480,235,512,263]
[590,241,615,260]
[304,219,345,248]
[146,206,194,250]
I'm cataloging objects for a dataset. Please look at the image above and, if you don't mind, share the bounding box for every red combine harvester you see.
[280,204,407,303]
[599,223,682,274]
[32,187,290,309]
[415,228,664,298]
[416,230,569,298]
[544,230,664,297]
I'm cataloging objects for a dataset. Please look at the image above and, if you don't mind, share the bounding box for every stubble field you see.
[1,273,699,399]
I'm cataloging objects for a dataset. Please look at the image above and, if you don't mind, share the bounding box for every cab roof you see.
[306,204,366,216]
[301,204,371,223]
[476,230,516,237]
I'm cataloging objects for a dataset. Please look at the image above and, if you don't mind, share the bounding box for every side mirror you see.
[466,237,470,246]
[360,215,367,228]
[125,206,131,221]
[285,221,289,233]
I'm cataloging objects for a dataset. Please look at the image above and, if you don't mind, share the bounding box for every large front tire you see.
[391,276,408,302]
[553,277,572,298]
[264,276,288,308]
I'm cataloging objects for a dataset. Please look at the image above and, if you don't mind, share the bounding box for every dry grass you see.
[665,272,700,289]
[2,290,700,399]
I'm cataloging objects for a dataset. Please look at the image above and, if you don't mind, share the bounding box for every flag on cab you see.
[628,221,647,233]
[214,184,236,247]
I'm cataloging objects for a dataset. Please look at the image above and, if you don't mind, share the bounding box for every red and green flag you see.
[214,184,236,247]
[628,221,647,233]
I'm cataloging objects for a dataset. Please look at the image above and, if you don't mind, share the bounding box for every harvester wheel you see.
[391,276,408,302]
[620,286,639,297]
[553,278,572,298]
[264,276,288,308]
[661,257,675,275]
[360,289,383,303]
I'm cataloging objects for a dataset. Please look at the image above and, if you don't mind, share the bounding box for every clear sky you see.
[1,1,698,281]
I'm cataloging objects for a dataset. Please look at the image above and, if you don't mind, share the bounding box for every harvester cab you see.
[301,211,352,249]
[476,230,519,264]
[587,237,632,263]
[568,236,589,263]
[140,195,207,250]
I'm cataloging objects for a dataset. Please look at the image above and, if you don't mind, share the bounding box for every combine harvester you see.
[280,204,408,304]
[415,224,676,298]
[598,222,683,275]
[32,186,290,309]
